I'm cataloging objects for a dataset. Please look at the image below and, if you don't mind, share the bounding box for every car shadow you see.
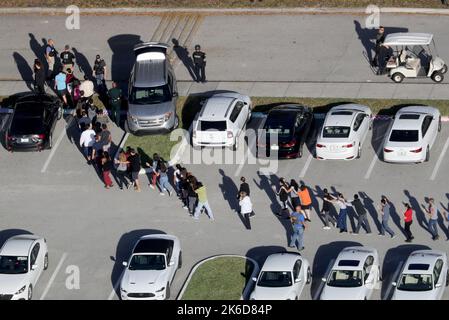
[0,229,33,248]
[381,244,431,300]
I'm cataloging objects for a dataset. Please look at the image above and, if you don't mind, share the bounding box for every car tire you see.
[27,285,33,300]
[441,64,448,74]
[165,283,170,300]
[392,73,404,83]
[357,143,362,159]
[57,107,63,120]
[438,117,442,132]
[431,71,444,83]
[297,145,303,158]
[44,253,49,270]
[425,146,430,162]
[48,134,53,149]
[446,270,449,287]
[178,251,182,269]
[306,267,311,284]
[173,116,179,130]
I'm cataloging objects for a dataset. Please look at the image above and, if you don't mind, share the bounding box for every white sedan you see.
[383,106,441,163]
[316,104,372,160]
[0,234,48,300]
[120,234,181,300]
[250,252,311,300]
[392,250,448,300]
[320,246,380,300]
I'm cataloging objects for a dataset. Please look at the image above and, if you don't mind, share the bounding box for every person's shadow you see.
[218,168,239,212]
[72,47,93,79]
[359,191,382,233]
[28,33,45,63]
[172,38,196,81]
[13,52,33,91]
[354,20,377,64]
[404,190,431,236]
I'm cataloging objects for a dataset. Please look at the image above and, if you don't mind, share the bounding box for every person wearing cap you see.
[60,44,75,73]
[192,44,206,83]
[93,54,107,88]
[107,81,122,126]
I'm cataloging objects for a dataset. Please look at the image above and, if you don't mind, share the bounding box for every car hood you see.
[128,101,174,118]
[320,285,366,300]
[0,273,27,294]
[121,269,167,293]
[392,289,436,300]
[251,286,295,300]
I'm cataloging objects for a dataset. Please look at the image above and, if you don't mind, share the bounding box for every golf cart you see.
[383,33,447,83]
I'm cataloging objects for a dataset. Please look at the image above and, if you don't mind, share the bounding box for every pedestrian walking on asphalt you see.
[80,75,94,101]
[321,188,337,230]
[78,110,91,131]
[179,168,189,208]
[334,193,352,233]
[275,178,290,217]
[158,163,175,196]
[193,182,214,221]
[298,183,313,222]
[186,175,199,214]
[45,39,57,80]
[107,82,122,126]
[288,179,301,210]
[352,194,372,235]
[372,26,385,67]
[173,164,184,197]
[54,67,68,106]
[114,151,130,190]
[99,123,112,152]
[192,44,206,83]
[424,198,440,240]
[239,191,253,230]
[237,176,250,198]
[289,206,306,251]
[403,203,414,242]
[79,123,96,164]
[379,198,396,238]
[101,152,114,189]
[60,45,75,72]
[128,148,141,192]
[93,54,107,88]
[33,59,46,94]
[148,153,161,190]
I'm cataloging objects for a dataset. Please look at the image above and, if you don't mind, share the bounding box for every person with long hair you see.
[403,203,414,242]
[101,151,113,189]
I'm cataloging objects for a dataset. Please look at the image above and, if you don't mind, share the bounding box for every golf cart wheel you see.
[431,71,444,83]
[392,73,404,83]
[425,146,430,162]
[441,64,448,74]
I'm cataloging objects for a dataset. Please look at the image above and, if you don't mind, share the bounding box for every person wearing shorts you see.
[298,184,312,221]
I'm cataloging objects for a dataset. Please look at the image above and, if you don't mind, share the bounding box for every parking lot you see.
[1,106,449,300]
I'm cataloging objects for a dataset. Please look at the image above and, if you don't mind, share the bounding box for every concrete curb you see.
[1,7,449,15]
[176,254,259,300]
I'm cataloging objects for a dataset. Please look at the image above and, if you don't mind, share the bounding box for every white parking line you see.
[383,261,403,300]
[108,270,125,300]
[430,135,449,181]
[364,153,378,180]
[41,118,74,173]
[312,258,334,300]
[39,252,67,300]
[299,154,313,178]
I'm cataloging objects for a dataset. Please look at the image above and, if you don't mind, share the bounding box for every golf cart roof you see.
[383,33,433,46]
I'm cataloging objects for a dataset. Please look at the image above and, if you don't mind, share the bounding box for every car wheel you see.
[446,270,449,287]
[48,134,53,149]
[44,253,49,270]
[438,117,442,132]
[306,267,311,284]
[441,64,448,74]
[27,285,33,300]
[425,146,430,162]
[431,71,444,83]
[173,116,179,130]
[178,251,182,269]
[57,107,63,120]
[357,143,362,159]
[165,283,170,300]
[232,137,238,151]
[392,73,404,83]
[297,145,303,158]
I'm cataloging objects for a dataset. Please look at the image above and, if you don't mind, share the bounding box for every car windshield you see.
[397,274,433,291]
[129,85,171,105]
[327,270,363,287]
[0,256,28,274]
[322,126,350,138]
[11,107,44,135]
[199,121,227,131]
[129,254,166,271]
[265,116,294,137]
[257,271,292,287]
[389,130,419,142]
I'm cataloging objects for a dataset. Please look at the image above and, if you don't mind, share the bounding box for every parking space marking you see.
[383,261,403,300]
[299,154,313,178]
[41,118,75,173]
[39,252,67,300]
[364,133,385,180]
[430,135,449,181]
[312,258,334,300]
[108,270,125,300]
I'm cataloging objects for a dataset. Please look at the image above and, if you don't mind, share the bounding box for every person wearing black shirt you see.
[60,44,75,72]
[33,59,46,94]
[192,44,206,83]
[372,26,385,67]
[321,188,336,229]
[128,149,141,192]
[237,177,250,197]
[93,54,107,88]
[352,194,372,234]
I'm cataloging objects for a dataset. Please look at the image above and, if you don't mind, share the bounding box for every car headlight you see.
[164,112,173,122]
[15,285,26,295]
[156,287,165,293]
[128,114,138,125]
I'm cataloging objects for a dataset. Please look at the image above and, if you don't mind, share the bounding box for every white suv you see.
[192,92,252,150]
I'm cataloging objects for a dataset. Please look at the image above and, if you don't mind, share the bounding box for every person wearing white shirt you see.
[79,123,96,164]
[332,193,352,233]
[239,191,253,230]
[79,75,94,99]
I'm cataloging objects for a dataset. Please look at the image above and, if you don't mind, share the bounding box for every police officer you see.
[372,26,386,67]
[192,44,206,83]
[107,81,122,126]
[93,54,107,88]
[45,39,57,80]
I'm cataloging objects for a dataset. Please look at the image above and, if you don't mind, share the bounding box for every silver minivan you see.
[127,42,179,134]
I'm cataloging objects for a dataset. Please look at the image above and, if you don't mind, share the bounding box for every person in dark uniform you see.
[192,44,206,83]
[33,59,46,94]
[107,81,122,126]
[377,44,392,75]
[372,26,386,67]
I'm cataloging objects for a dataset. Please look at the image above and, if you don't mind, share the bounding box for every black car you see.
[3,93,62,151]
[257,104,313,159]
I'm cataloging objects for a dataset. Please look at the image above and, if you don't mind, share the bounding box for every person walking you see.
[275,178,290,217]
[79,75,94,101]
[298,183,313,222]
[158,163,175,196]
[288,179,301,210]
[352,194,372,235]
[101,152,114,189]
[321,188,336,230]
[403,203,414,242]
[147,153,161,190]
[107,82,122,126]
[99,123,112,152]
[115,151,130,190]
[193,182,214,221]
[237,176,250,197]
[128,148,141,192]
[45,39,57,80]
[79,123,96,164]
[289,206,306,251]
[60,45,75,72]
[425,198,439,240]
[379,198,396,238]
[54,67,68,106]
[334,193,352,233]
[93,54,107,88]
[239,191,253,230]
[173,164,184,197]
[372,26,386,67]
[33,59,46,94]
[192,44,206,83]
[186,175,198,215]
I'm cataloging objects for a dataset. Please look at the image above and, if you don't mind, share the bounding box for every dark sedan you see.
[3,93,62,151]
[257,104,313,159]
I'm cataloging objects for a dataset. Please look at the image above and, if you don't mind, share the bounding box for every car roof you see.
[404,250,446,274]
[262,253,302,271]
[392,107,432,130]
[383,33,433,46]
[0,234,40,256]
[133,235,175,255]
[334,247,377,270]
[199,96,236,120]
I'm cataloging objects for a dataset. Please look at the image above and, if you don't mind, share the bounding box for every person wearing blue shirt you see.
[54,67,68,105]
[289,206,306,251]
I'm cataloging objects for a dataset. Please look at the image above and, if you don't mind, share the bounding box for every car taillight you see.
[384,148,393,153]
[283,139,296,148]
[410,147,422,153]
[227,131,233,139]
[316,143,325,148]
[38,134,45,139]
[342,143,354,148]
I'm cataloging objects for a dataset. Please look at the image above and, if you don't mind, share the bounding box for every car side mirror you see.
[122,261,128,267]
[391,282,397,287]
[435,283,442,288]
[31,264,37,271]
[252,277,257,282]
[173,92,178,97]
[200,100,206,106]
[169,261,175,266]
[365,279,373,285]
[321,277,327,282]
[295,278,301,283]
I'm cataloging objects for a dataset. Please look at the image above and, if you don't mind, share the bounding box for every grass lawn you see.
[181,256,253,300]
[3,1,447,9]
[125,96,449,161]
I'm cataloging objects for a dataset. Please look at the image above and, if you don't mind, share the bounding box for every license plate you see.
[399,150,406,156]
[330,145,337,151]
[271,145,279,151]
[20,138,29,143]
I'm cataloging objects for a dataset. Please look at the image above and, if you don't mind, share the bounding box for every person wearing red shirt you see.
[403,203,414,242]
